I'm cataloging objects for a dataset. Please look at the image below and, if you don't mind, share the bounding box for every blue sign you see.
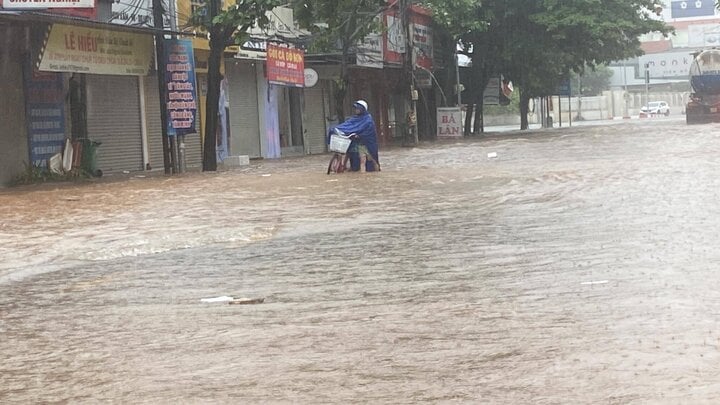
[556,79,571,96]
[671,1,716,18]
[24,67,65,168]
[163,39,198,137]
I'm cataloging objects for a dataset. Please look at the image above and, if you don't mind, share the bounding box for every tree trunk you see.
[335,49,350,124]
[575,76,584,120]
[464,104,474,136]
[520,91,530,130]
[576,96,583,120]
[473,98,483,134]
[202,41,223,171]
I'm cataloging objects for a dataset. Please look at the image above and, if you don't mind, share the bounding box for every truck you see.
[686,49,720,124]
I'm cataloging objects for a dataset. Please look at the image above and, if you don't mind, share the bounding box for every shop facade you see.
[0,3,203,185]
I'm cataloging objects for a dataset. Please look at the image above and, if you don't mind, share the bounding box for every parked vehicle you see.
[639,101,670,117]
[686,49,720,124]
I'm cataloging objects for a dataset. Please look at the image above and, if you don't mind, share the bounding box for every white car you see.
[640,101,670,117]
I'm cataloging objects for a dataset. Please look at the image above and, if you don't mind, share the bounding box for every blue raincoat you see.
[328,104,379,172]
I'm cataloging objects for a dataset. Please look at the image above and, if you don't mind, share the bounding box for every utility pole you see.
[152,0,174,174]
[400,0,418,145]
[455,53,461,107]
[644,63,650,109]
[166,0,185,173]
[623,61,629,117]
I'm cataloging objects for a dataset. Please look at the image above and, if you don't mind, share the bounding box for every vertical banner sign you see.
[164,39,198,136]
[384,11,405,65]
[437,107,462,138]
[23,67,66,168]
[266,44,305,87]
[411,14,433,71]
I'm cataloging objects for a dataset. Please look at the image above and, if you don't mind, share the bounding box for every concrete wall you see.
[554,91,690,122]
[0,25,28,186]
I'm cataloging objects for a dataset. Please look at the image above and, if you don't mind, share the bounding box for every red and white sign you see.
[2,0,94,9]
[411,17,433,71]
[266,43,305,88]
[384,11,405,65]
[383,5,433,70]
[437,107,462,138]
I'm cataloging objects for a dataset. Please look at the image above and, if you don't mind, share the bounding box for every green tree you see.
[421,0,493,134]
[507,0,671,129]
[293,0,387,121]
[571,64,613,121]
[428,0,670,130]
[189,0,280,171]
[572,64,613,97]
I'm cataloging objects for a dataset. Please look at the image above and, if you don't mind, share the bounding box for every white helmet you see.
[354,100,368,111]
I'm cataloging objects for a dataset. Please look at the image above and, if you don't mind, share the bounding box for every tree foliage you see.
[188,0,280,171]
[572,64,613,97]
[292,0,387,121]
[424,0,671,130]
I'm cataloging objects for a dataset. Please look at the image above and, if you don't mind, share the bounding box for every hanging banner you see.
[2,0,93,9]
[357,32,383,69]
[163,38,198,137]
[411,13,433,71]
[384,12,405,65]
[266,43,305,88]
[23,67,66,168]
[38,24,153,75]
[437,107,462,138]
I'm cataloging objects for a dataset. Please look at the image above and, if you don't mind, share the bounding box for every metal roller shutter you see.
[143,74,164,169]
[226,61,261,158]
[86,75,143,174]
[304,81,329,154]
[180,132,203,169]
[144,75,203,171]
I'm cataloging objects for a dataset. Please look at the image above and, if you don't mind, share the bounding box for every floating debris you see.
[200,296,234,303]
[229,297,265,305]
[581,280,609,286]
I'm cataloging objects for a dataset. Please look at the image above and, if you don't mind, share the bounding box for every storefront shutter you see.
[86,74,143,174]
[304,82,329,154]
[226,61,261,158]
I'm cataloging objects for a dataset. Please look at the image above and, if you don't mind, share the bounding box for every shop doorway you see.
[280,87,304,156]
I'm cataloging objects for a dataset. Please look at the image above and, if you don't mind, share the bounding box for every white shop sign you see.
[437,107,462,138]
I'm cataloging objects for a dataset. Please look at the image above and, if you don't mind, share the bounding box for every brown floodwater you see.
[3,118,720,403]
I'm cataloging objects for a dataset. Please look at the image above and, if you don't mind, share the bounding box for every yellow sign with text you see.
[39,24,153,76]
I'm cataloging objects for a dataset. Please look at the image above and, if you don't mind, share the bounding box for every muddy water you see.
[3,119,720,403]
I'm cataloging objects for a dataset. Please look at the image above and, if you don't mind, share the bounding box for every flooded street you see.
[4,119,720,403]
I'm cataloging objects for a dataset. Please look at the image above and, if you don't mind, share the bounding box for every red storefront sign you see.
[383,9,404,65]
[383,4,432,70]
[266,43,305,88]
[411,11,433,71]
